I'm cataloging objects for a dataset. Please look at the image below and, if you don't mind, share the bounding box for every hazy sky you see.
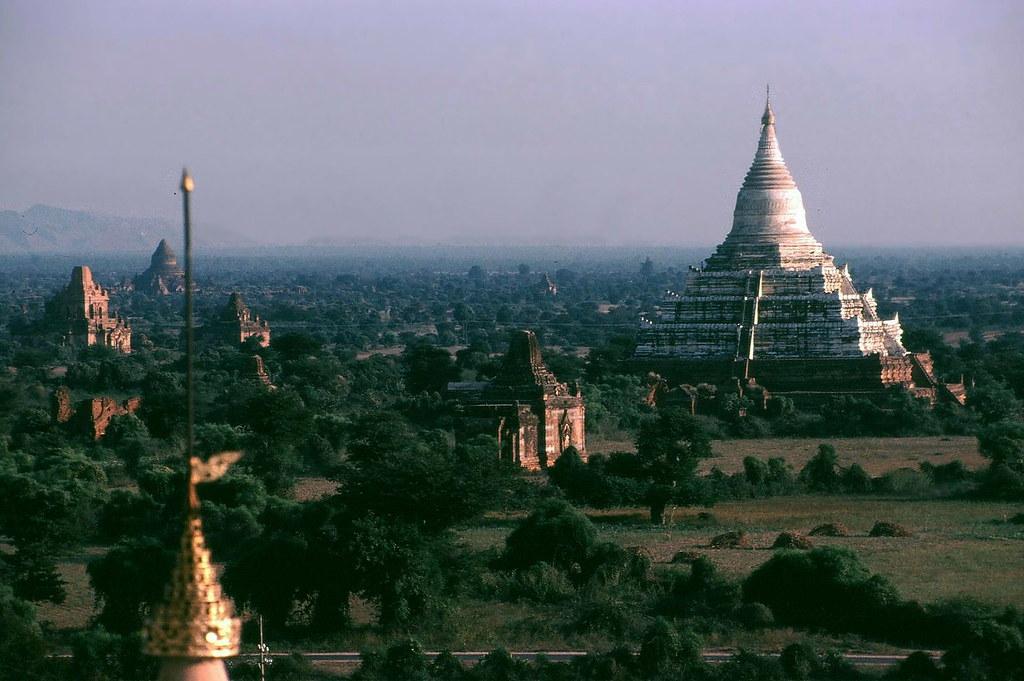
[1,1,1022,247]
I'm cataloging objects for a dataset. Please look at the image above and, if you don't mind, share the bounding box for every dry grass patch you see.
[461,497,1024,608]
[703,436,983,476]
[293,476,338,502]
[589,435,984,475]
[35,546,105,631]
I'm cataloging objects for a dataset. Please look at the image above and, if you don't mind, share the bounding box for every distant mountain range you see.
[0,204,255,254]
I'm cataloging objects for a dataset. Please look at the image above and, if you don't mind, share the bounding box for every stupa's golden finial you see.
[144,453,243,659]
[144,169,243,677]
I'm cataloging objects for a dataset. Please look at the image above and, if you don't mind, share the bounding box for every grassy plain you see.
[460,497,1024,609]
[38,439,1021,657]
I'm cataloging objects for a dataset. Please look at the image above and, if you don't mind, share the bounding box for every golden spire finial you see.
[144,453,243,659]
[144,170,243,672]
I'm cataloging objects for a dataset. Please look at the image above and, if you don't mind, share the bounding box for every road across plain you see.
[232,649,942,669]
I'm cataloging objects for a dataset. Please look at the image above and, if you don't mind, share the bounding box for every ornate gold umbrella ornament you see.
[144,170,243,681]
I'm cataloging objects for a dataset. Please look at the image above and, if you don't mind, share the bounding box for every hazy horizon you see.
[2,1,1022,248]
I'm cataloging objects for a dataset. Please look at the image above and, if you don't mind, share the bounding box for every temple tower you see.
[449,330,586,470]
[634,94,959,403]
[213,292,271,347]
[45,265,132,352]
[135,239,186,294]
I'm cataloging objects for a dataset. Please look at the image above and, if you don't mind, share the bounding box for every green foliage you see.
[87,537,175,634]
[502,500,597,572]
[637,617,703,678]
[336,422,508,533]
[635,408,712,522]
[272,332,323,360]
[840,463,873,494]
[69,628,157,681]
[224,531,313,630]
[977,421,1024,499]
[889,651,941,680]
[799,445,841,493]
[713,650,786,680]
[403,345,461,394]
[968,382,1023,425]
[978,420,1024,471]
[873,468,932,497]
[352,639,433,681]
[743,547,901,637]
[0,584,48,681]
[348,514,450,630]
[660,557,742,622]
[502,562,575,604]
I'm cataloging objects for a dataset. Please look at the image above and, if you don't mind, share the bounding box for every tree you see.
[743,547,901,637]
[799,444,841,493]
[224,532,313,630]
[978,420,1024,471]
[69,628,157,681]
[635,408,712,523]
[968,382,1023,425]
[502,500,596,572]
[0,585,48,681]
[661,557,741,620]
[272,332,323,360]
[337,419,507,533]
[88,538,175,634]
[402,345,460,395]
[638,617,702,677]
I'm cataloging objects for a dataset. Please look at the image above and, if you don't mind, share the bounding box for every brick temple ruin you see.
[45,265,132,353]
[212,292,271,347]
[633,96,964,405]
[133,239,185,294]
[53,386,142,440]
[450,330,586,470]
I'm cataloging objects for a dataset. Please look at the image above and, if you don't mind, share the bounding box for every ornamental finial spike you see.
[144,170,241,678]
[762,85,775,126]
[144,451,243,661]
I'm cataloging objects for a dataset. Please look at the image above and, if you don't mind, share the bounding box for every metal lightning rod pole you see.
[181,169,196,482]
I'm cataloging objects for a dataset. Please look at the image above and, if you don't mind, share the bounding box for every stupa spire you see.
[702,91,826,271]
[743,87,795,190]
[144,171,242,681]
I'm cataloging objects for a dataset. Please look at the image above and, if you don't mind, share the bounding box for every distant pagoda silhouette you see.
[633,92,963,404]
[135,239,186,294]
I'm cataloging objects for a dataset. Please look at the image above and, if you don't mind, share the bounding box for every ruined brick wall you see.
[54,389,142,440]
[540,397,586,467]
[88,396,142,440]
